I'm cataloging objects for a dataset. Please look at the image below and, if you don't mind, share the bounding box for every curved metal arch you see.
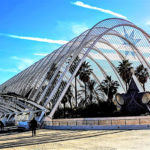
[93,18,150,41]
[37,40,106,106]
[30,51,70,101]
[98,38,125,60]
[85,26,150,71]
[88,24,150,84]
[27,50,62,99]
[57,30,127,89]
[86,54,107,78]
[90,47,126,91]
[55,24,148,101]
[105,29,150,66]
[0,19,135,102]
[0,109,7,115]
[12,53,53,94]
[32,21,111,104]
[0,102,19,113]
[0,18,150,121]
[84,34,125,61]
[12,99,32,110]
[64,54,102,91]
[1,94,48,112]
[19,50,60,96]
[86,25,150,85]
[44,25,130,106]
[35,48,90,103]
[87,34,150,89]
[1,49,58,94]
[1,18,149,88]
[0,105,13,113]
[1,56,46,92]
[1,95,33,111]
[108,28,150,74]
[48,22,150,119]
[97,32,150,86]
[0,96,26,111]
[0,100,24,112]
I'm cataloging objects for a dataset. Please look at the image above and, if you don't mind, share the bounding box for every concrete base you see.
[45,124,150,130]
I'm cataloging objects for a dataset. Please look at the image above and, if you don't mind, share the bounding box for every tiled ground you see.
[0,128,150,150]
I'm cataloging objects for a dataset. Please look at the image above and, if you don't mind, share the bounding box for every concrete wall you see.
[44,116,150,130]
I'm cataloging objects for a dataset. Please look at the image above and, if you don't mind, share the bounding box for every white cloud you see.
[0,33,68,44]
[11,56,36,71]
[0,68,18,72]
[146,21,150,26]
[72,24,89,35]
[72,1,128,19]
[33,53,49,56]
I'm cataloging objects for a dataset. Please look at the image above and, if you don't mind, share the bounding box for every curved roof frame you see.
[0,18,150,121]
[47,21,150,119]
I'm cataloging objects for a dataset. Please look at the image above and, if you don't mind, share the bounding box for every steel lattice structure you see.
[0,18,150,122]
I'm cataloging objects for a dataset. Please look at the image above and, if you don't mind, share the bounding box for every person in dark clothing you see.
[0,121,4,131]
[30,118,37,136]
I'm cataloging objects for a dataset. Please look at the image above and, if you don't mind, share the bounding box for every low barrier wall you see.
[44,116,150,130]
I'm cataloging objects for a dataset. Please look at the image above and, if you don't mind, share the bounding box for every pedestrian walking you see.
[30,117,37,136]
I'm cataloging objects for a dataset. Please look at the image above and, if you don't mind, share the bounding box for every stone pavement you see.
[0,128,150,150]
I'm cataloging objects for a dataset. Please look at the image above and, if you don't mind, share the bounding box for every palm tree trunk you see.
[63,103,66,118]
[126,82,128,92]
[75,76,77,109]
[143,84,145,91]
[68,99,73,117]
[85,83,87,102]
[68,99,72,110]
[90,92,93,104]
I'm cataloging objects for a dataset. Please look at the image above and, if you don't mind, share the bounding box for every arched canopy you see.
[0,18,150,120]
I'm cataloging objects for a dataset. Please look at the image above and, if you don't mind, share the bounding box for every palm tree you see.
[61,94,68,118]
[99,76,119,103]
[117,59,133,91]
[61,84,73,118]
[79,61,93,102]
[69,56,82,110]
[46,63,57,80]
[87,80,97,104]
[43,70,61,103]
[66,85,73,110]
[135,64,149,91]
[87,80,104,103]
[78,79,104,107]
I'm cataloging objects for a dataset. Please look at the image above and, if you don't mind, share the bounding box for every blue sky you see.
[0,0,150,84]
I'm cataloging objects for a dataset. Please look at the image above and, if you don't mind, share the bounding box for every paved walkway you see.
[0,128,150,150]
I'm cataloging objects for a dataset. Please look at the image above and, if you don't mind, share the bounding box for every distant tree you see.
[66,85,73,110]
[99,76,119,103]
[69,56,82,109]
[79,80,104,106]
[46,63,57,80]
[135,64,149,91]
[79,61,93,103]
[61,83,73,118]
[117,59,133,91]
[61,95,68,118]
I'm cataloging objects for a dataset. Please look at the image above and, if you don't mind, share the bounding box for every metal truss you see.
[0,18,150,122]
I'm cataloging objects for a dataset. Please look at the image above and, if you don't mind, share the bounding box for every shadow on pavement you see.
[0,129,129,149]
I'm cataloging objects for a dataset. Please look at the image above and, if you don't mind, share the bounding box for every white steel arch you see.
[0,18,150,121]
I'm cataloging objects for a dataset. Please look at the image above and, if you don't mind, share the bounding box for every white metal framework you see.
[0,18,150,122]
